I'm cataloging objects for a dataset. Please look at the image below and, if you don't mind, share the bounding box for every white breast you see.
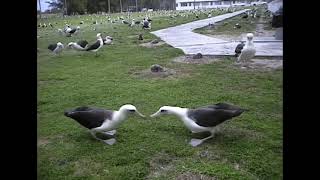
[182,117,212,133]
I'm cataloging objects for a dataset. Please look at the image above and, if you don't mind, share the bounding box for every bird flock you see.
[38,5,272,147]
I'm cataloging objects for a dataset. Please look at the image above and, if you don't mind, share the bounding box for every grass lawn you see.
[38,7,282,180]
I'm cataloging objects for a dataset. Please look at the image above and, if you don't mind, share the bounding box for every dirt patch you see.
[176,172,216,180]
[38,138,50,146]
[131,67,176,79]
[139,41,166,48]
[146,152,177,179]
[234,59,283,71]
[173,55,223,64]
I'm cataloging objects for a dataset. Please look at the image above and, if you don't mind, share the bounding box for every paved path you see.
[151,9,283,57]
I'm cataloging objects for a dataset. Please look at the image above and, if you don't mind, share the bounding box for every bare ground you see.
[234,59,283,71]
[139,41,166,48]
[172,55,223,64]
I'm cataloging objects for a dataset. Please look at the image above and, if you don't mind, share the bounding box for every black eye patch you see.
[128,109,136,112]
[160,110,167,112]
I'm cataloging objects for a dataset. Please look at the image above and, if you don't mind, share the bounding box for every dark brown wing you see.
[64,107,113,129]
[187,107,245,127]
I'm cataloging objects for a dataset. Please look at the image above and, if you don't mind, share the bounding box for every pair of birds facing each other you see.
[48,33,111,55]
[85,33,113,56]
[64,103,247,146]
[235,33,256,63]
[67,34,113,52]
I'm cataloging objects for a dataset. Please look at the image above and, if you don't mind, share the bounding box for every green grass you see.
[38,7,282,180]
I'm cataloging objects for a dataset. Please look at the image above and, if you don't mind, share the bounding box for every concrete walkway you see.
[151,9,283,57]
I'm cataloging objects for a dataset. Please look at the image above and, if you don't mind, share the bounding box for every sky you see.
[37,0,51,12]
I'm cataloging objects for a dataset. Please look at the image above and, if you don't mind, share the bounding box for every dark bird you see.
[138,34,143,40]
[235,41,245,57]
[86,33,104,56]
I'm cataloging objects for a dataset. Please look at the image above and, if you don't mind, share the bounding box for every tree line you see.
[44,0,177,15]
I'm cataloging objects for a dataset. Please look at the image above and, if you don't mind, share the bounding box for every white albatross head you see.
[150,106,186,118]
[57,42,64,48]
[118,104,145,117]
[246,33,254,41]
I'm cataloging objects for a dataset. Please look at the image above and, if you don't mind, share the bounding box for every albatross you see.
[150,103,247,147]
[64,104,145,145]
[86,33,104,56]
[237,33,256,63]
[48,42,64,55]
[67,40,89,51]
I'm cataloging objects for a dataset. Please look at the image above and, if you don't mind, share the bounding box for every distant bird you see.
[237,33,256,63]
[86,33,104,56]
[64,104,145,145]
[208,13,212,18]
[42,23,47,28]
[65,26,80,36]
[48,42,64,55]
[103,36,113,45]
[138,34,143,40]
[242,13,248,19]
[80,21,84,24]
[49,23,53,28]
[58,28,63,35]
[208,22,215,28]
[235,41,245,57]
[67,40,89,51]
[234,23,241,29]
[131,19,141,26]
[122,20,129,24]
[150,103,247,147]
[142,19,151,29]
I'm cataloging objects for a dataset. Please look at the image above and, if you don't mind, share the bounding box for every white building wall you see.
[175,0,254,10]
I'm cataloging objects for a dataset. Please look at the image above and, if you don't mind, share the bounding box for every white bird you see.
[64,104,145,145]
[150,103,247,147]
[103,36,113,45]
[48,42,64,55]
[237,33,256,63]
[58,28,64,35]
[67,40,89,51]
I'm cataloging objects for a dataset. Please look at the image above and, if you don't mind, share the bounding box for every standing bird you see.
[150,103,247,147]
[237,33,256,63]
[48,42,64,55]
[86,33,104,56]
[64,104,145,145]
[235,41,245,57]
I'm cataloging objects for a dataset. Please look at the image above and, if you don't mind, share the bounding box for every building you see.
[175,0,264,10]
